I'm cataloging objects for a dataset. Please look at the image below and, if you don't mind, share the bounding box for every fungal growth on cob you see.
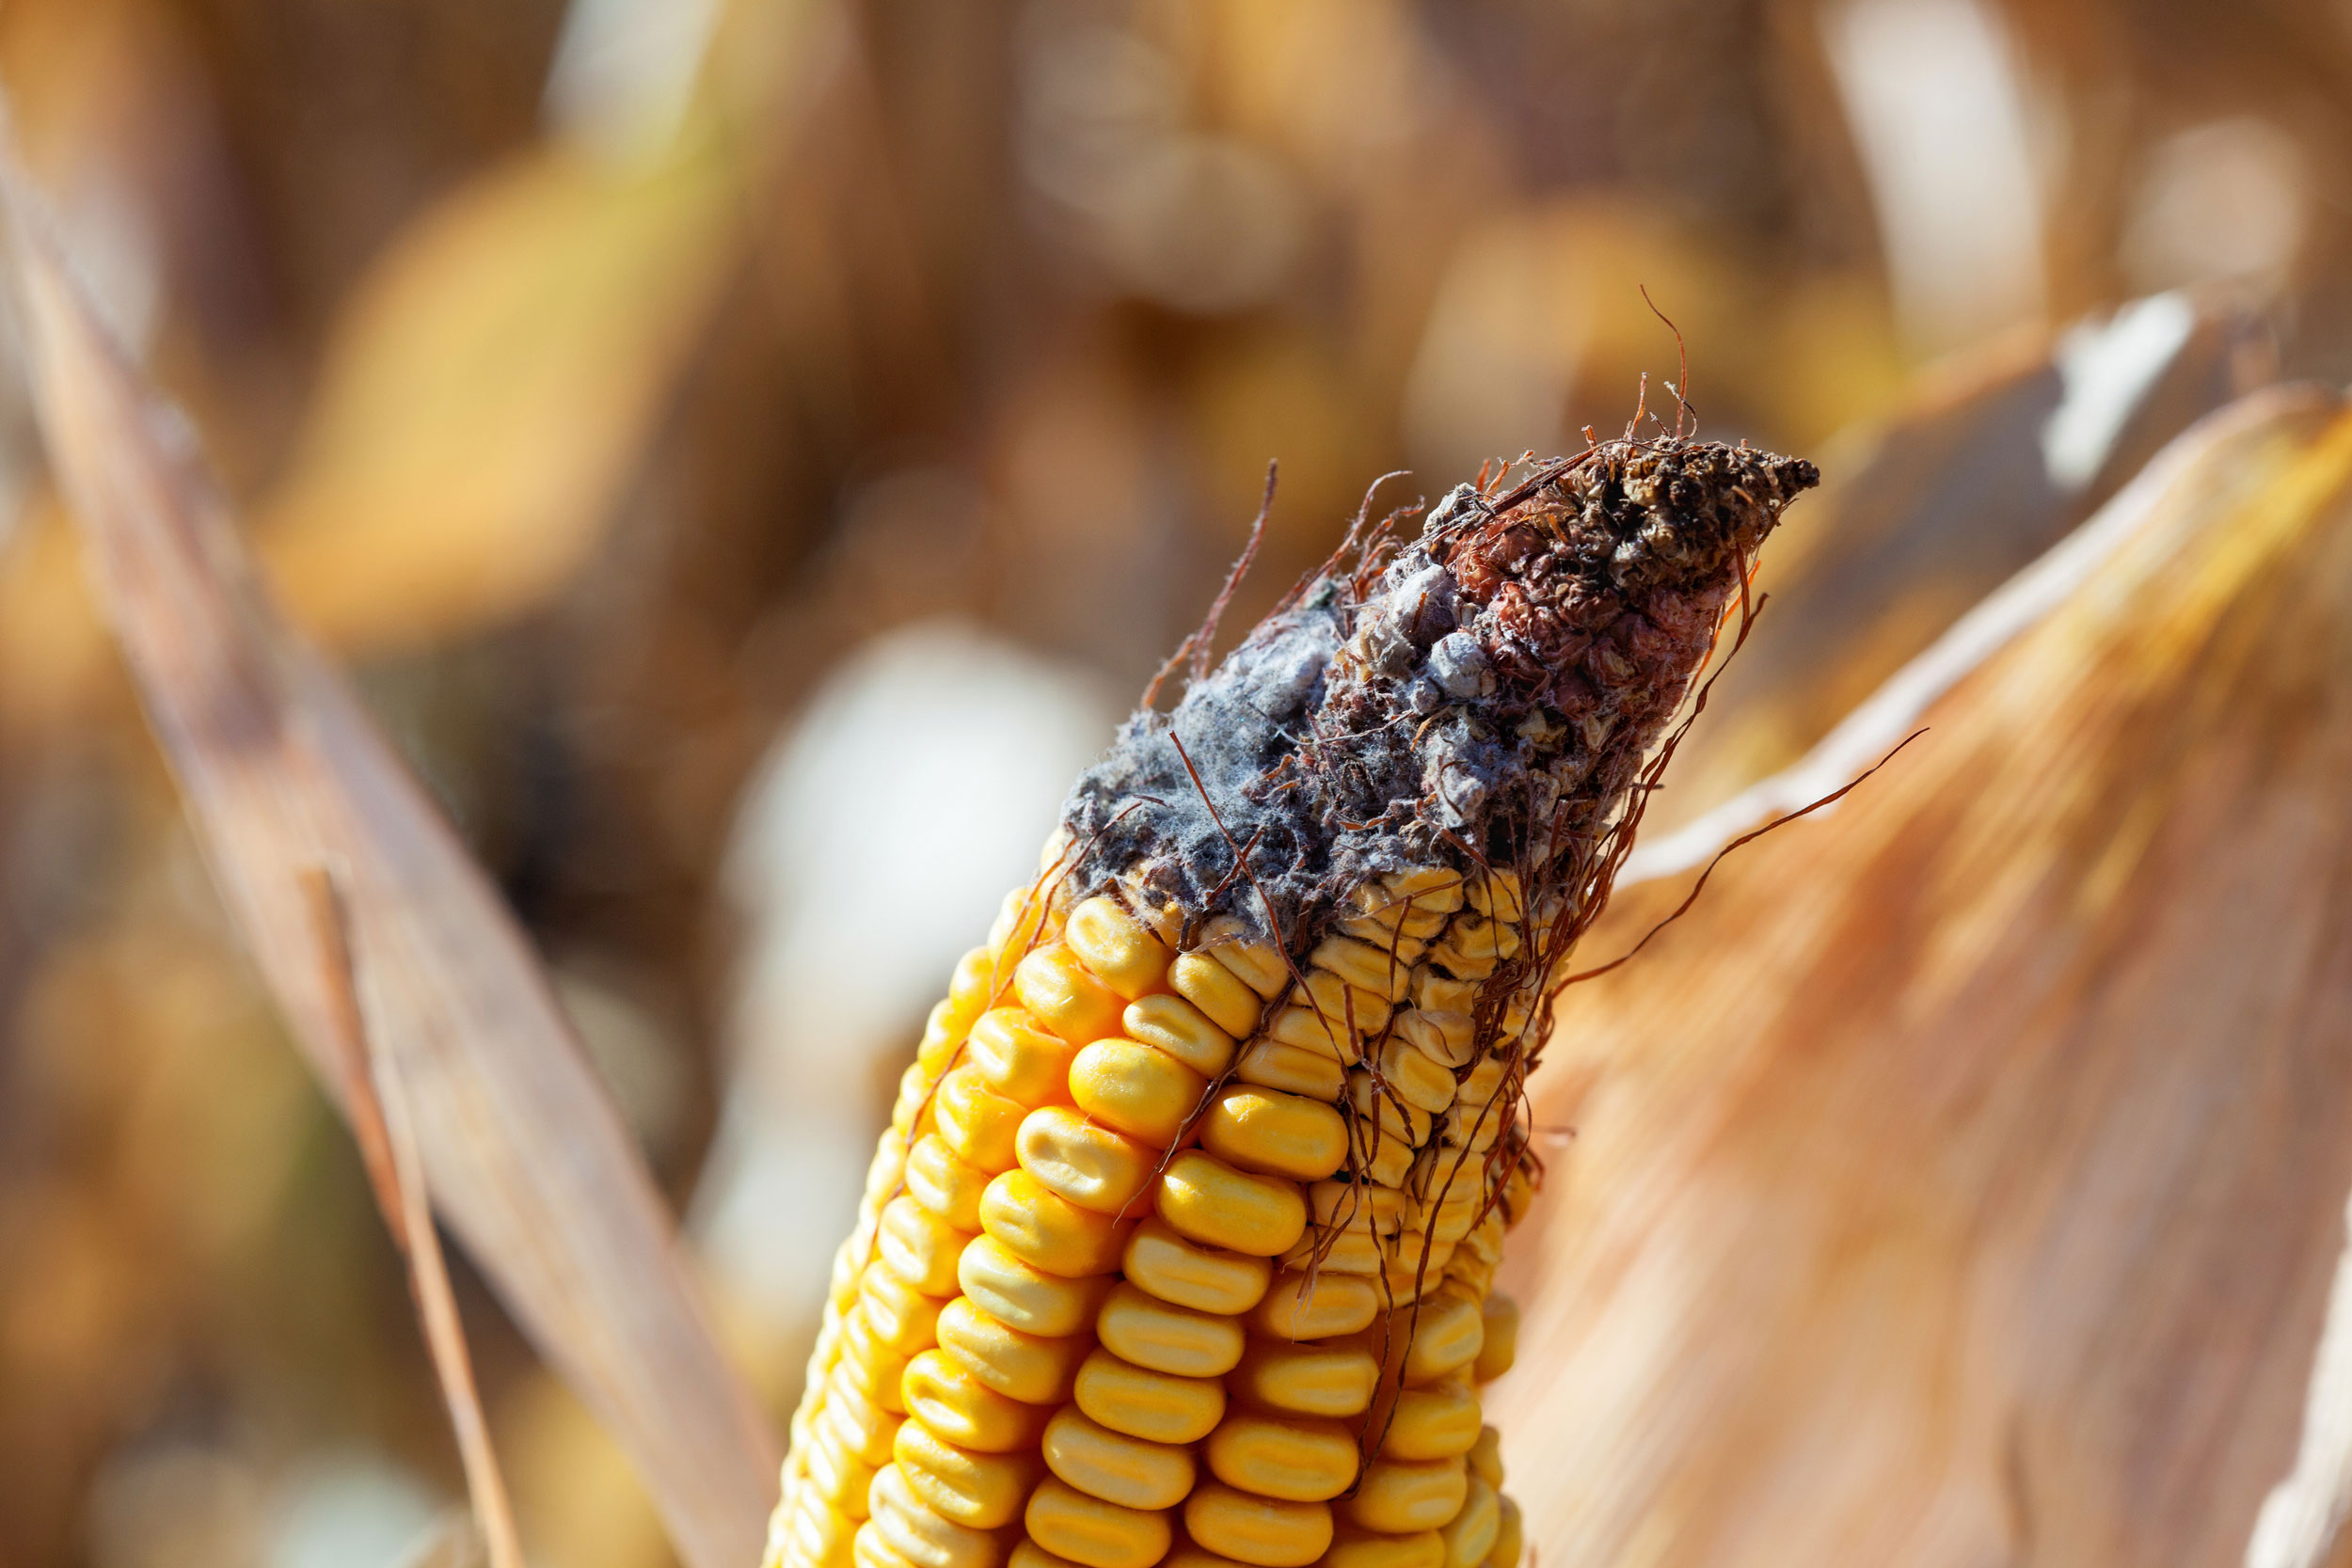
[764,437,1820,1568]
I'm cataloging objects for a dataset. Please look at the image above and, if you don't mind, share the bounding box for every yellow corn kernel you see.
[1359,1135,1414,1190]
[1163,1546,1248,1568]
[1440,1252,1497,1300]
[1157,1151,1309,1257]
[1320,1528,1443,1568]
[1391,1010,1476,1070]
[895,1420,1044,1530]
[868,1465,1005,1568]
[1383,1380,1481,1461]
[853,1521,918,1568]
[1454,1056,1511,1119]
[1411,972,1477,1016]
[896,1063,935,1134]
[1097,1280,1247,1378]
[1070,1039,1208,1148]
[1482,1497,1519,1568]
[1282,1226,1391,1279]
[1123,1216,1273,1315]
[790,1497,861,1567]
[833,1240,869,1315]
[960,1237,1115,1338]
[820,1385,902,1466]
[806,1423,882,1516]
[1466,1428,1502,1489]
[902,1350,1056,1453]
[1025,1477,1172,1568]
[1009,1542,1081,1568]
[1042,1405,1198,1511]
[860,1263,948,1354]
[1205,1412,1359,1501]
[1171,951,1269,1037]
[1310,936,1411,1000]
[1229,1338,1379,1418]
[1072,1347,1227,1444]
[1374,1037,1457,1117]
[1438,1480,1496,1568]
[1331,916,1427,963]
[1067,897,1173,1001]
[1309,1180,1405,1233]
[1347,1074,1432,1148]
[881,1196,977,1298]
[1455,1213,1504,1268]
[833,1340,910,1417]
[1248,1272,1379,1341]
[990,885,1056,960]
[1018,945,1128,1045]
[1233,1039,1348,1101]
[937,1067,1027,1172]
[1200,1087,1347,1180]
[1198,916,1291,998]
[1398,1294,1485,1385]
[839,1310,915,1413]
[1304,970,1391,1035]
[1017,1106,1156,1216]
[968,1009,1083,1109]
[907,1135,993,1232]
[1266,1006,1359,1066]
[1343,1460,1466,1534]
[979,1169,1131,1279]
[936,1297,1089,1405]
[948,945,1007,1027]
[1496,1164,1537,1229]
[1184,1482,1333,1568]
[1471,1296,1516,1383]
[1122,993,1239,1077]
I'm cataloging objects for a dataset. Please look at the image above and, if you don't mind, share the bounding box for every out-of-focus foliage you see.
[0,1,2346,1566]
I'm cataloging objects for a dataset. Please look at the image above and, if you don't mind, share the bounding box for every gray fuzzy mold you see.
[1059,439,1820,953]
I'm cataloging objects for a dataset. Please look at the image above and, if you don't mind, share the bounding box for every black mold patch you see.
[1060,438,1819,953]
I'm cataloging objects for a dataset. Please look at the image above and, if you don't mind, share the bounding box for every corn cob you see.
[762,439,1817,1568]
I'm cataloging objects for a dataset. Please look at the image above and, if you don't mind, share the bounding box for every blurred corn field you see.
[3,1,2351,1567]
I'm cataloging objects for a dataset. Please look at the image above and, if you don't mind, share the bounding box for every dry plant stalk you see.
[766,438,1817,1568]
[1488,385,2352,1568]
[0,133,777,1568]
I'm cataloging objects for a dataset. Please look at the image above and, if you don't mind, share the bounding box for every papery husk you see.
[1492,384,2352,1566]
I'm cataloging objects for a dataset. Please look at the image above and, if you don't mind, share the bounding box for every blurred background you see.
[0,0,2344,1564]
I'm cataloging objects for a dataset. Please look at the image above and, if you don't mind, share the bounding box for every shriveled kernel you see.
[935,1067,1027,1173]
[906,1135,993,1232]
[1066,897,1173,1001]
[868,1465,1005,1568]
[959,1237,1116,1338]
[968,1009,1083,1109]
[1171,951,1267,1037]
[1205,1412,1359,1501]
[1122,1216,1273,1315]
[1310,936,1411,999]
[1343,1459,1467,1534]
[980,1169,1130,1278]
[894,1420,1042,1530]
[1097,1280,1248,1378]
[1321,1528,1443,1568]
[860,1262,948,1354]
[1200,1087,1348,1180]
[1467,1428,1502,1489]
[881,1196,977,1298]
[1391,1010,1476,1069]
[1072,1346,1227,1444]
[1484,1497,1521,1568]
[1472,1295,1518,1384]
[1198,916,1290,998]
[1229,1338,1379,1418]
[1017,1106,1157,1216]
[1309,1180,1405,1233]
[1412,971,1478,1017]
[1455,1057,1511,1119]
[1122,993,1238,1077]
[1302,970,1391,1035]
[902,1350,1055,1453]
[1156,1150,1309,1257]
[1070,1040,1208,1148]
[1248,1271,1380,1341]
[1184,1482,1333,1568]
[1018,946,1129,1046]
[1383,1379,1482,1460]
[1025,1477,1172,1568]
[1375,1037,1458,1117]
[935,1297,1089,1405]
[1439,1480,1499,1568]
[1232,1040,1346,1101]
[1042,1405,1198,1511]
[1346,1074,1432,1148]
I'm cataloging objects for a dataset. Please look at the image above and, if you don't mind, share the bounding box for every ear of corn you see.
[761,441,1818,1568]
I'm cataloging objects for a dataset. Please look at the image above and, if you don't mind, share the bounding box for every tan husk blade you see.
[1493,385,2352,1566]
[0,148,778,1568]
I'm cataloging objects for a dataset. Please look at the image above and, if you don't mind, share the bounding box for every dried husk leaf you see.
[1493,385,2352,1565]
[0,154,777,1568]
